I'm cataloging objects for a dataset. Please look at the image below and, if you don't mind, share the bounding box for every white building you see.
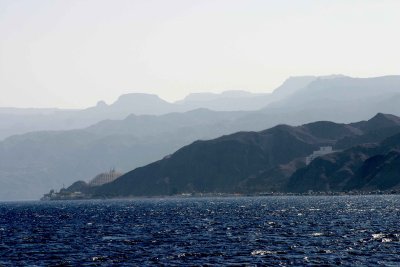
[88,169,122,187]
[306,146,333,165]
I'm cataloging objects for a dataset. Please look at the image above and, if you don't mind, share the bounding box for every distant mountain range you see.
[0,75,334,140]
[1,75,400,200]
[2,75,399,141]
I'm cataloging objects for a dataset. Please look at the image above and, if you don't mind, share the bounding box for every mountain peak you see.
[369,112,400,124]
[356,113,400,132]
[115,93,168,105]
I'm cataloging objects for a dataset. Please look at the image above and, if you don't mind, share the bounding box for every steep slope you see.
[348,150,400,191]
[286,144,378,192]
[287,133,400,193]
[93,120,364,197]
[269,75,319,100]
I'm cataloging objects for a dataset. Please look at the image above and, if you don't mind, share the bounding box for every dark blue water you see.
[1,196,400,266]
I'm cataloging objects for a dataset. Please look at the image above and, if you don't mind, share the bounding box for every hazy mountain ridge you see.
[263,76,400,124]
[272,75,400,105]
[2,74,399,141]
[0,75,319,140]
[270,75,343,100]
[175,91,272,111]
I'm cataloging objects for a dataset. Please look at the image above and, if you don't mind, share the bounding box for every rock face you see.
[92,114,400,197]
[286,144,379,192]
[287,133,400,193]
[352,150,400,191]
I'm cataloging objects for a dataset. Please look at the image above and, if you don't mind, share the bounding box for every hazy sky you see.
[1,0,399,108]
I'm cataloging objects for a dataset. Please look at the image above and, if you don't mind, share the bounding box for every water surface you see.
[1,196,399,266]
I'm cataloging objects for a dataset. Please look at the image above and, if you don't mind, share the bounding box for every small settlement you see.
[41,169,122,200]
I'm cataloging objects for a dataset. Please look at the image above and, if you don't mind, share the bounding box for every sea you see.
[0,195,399,266]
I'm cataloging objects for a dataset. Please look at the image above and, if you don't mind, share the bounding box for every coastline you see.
[40,189,400,201]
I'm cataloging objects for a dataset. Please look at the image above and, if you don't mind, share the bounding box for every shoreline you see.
[40,190,400,201]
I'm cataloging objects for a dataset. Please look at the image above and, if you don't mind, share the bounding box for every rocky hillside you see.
[91,113,400,197]
[287,132,400,193]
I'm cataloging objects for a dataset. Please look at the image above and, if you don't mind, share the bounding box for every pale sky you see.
[0,0,399,108]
